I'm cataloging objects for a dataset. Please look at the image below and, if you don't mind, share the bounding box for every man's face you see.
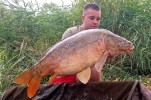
[82,8,101,30]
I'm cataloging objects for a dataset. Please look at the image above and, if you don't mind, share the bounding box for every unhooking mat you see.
[2,81,151,100]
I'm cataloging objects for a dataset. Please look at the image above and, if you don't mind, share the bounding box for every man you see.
[52,3,101,84]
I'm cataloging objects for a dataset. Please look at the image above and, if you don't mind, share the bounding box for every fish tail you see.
[13,68,33,84]
[13,68,43,98]
[27,74,42,98]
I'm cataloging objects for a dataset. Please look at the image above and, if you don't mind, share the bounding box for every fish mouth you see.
[108,45,135,58]
[126,45,135,53]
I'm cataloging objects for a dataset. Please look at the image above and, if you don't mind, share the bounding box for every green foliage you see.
[0,2,72,96]
[0,0,151,97]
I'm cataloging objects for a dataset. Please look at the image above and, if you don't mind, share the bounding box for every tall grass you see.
[0,0,151,97]
[95,0,151,83]
[0,2,70,97]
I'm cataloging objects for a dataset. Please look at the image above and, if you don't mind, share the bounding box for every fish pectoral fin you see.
[77,67,91,84]
[95,51,109,72]
[47,73,58,84]
[27,75,42,98]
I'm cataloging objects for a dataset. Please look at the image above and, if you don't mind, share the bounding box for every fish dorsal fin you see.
[77,67,91,84]
[95,51,109,72]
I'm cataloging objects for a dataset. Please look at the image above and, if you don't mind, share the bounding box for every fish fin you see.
[13,68,43,98]
[47,73,58,84]
[13,69,33,84]
[27,75,42,98]
[77,67,91,84]
[95,51,109,72]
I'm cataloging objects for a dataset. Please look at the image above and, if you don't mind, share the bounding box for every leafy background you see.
[0,0,151,98]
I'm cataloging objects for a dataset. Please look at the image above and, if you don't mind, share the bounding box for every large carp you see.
[14,29,134,98]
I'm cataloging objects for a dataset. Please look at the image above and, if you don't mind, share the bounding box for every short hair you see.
[83,3,101,15]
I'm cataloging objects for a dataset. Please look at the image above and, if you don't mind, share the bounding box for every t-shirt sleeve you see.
[62,29,73,40]
[62,26,82,40]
